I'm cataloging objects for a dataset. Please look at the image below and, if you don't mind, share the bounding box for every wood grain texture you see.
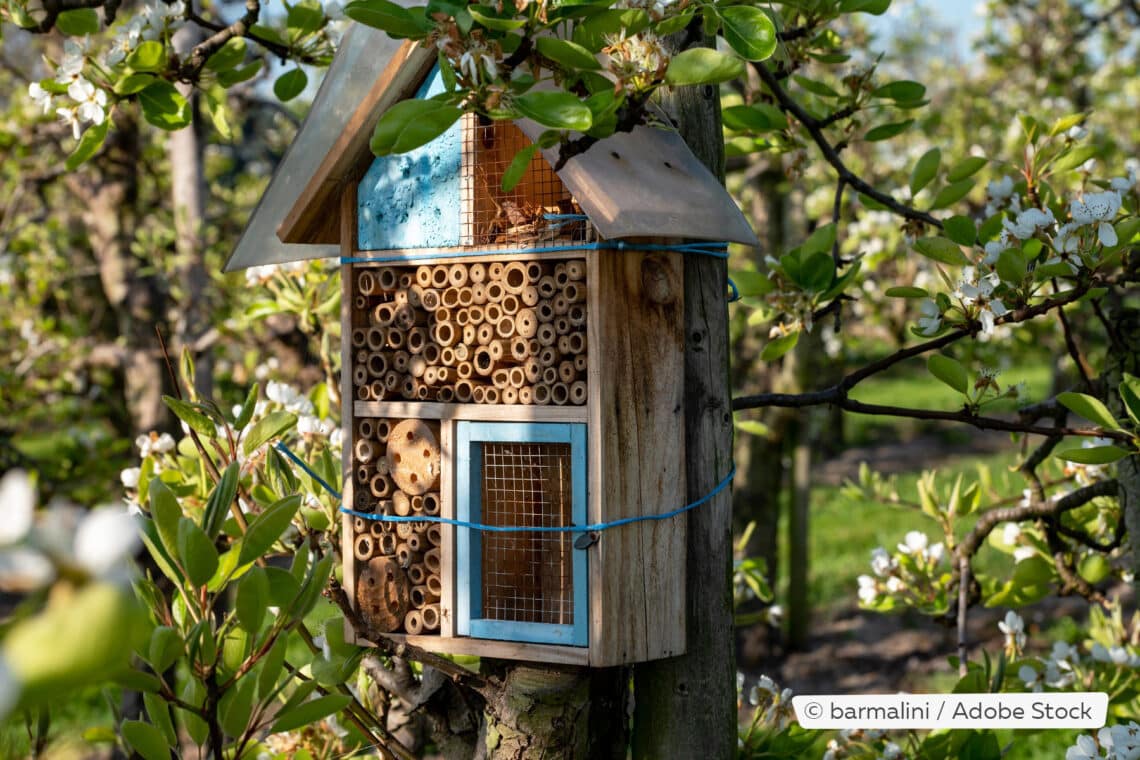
[355,400,586,423]
[353,632,590,666]
[439,421,455,637]
[349,248,587,267]
[587,246,686,667]
[340,185,360,645]
[278,41,437,245]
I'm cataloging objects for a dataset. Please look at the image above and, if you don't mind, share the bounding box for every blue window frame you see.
[455,421,588,647]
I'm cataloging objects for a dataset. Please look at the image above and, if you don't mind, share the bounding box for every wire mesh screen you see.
[461,115,593,247]
[480,442,575,625]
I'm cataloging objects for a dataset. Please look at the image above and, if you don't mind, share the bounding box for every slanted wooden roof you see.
[226,23,757,272]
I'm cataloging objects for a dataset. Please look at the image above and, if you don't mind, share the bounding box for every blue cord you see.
[340,239,730,265]
[727,277,740,303]
[275,442,734,535]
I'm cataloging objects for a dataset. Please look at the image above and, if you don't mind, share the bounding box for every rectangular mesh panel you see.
[480,442,574,625]
[461,115,593,247]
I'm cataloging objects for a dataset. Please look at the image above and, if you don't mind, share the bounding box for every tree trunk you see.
[631,70,737,760]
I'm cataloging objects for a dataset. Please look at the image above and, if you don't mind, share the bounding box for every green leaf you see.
[66,120,109,170]
[1049,112,1086,137]
[928,354,969,395]
[1051,144,1098,173]
[115,73,155,96]
[162,396,215,436]
[1055,445,1130,465]
[274,68,308,102]
[138,81,192,131]
[121,720,170,760]
[946,156,988,182]
[944,215,977,246]
[572,9,650,51]
[910,148,941,195]
[665,48,745,86]
[127,41,166,73]
[735,420,769,437]
[865,120,913,142]
[793,75,839,98]
[1057,392,1121,430]
[913,236,968,265]
[801,222,837,257]
[501,144,538,192]
[258,636,288,698]
[732,270,773,297]
[56,8,100,35]
[287,3,325,34]
[839,0,892,13]
[236,567,269,632]
[205,38,247,72]
[218,61,262,88]
[535,37,600,70]
[234,385,258,429]
[265,566,301,606]
[885,286,928,298]
[144,692,177,747]
[203,87,232,140]
[514,91,593,131]
[761,331,799,361]
[177,517,219,588]
[930,179,975,210]
[1079,554,1111,585]
[371,98,463,155]
[344,0,432,37]
[202,462,240,538]
[995,249,1026,284]
[239,495,302,565]
[796,252,835,292]
[873,80,926,102]
[467,4,527,30]
[219,676,257,738]
[147,626,183,672]
[149,479,182,559]
[271,694,352,733]
[242,410,298,456]
[1120,374,1140,426]
[719,6,777,61]
[291,555,333,620]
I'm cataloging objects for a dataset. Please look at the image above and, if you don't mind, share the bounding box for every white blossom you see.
[0,470,35,546]
[1019,664,1043,692]
[1002,522,1022,545]
[857,574,878,603]
[56,106,82,140]
[881,742,902,760]
[1110,169,1137,194]
[1003,207,1055,240]
[297,415,333,437]
[27,82,54,115]
[998,610,1026,654]
[74,507,140,580]
[1067,125,1088,140]
[1066,734,1100,760]
[119,467,141,489]
[917,299,942,335]
[136,432,176,457]
[870,546,895,577]
[55,39,88,85]
[897,530,928,555]
[1013,546,1036,563]
[927,542,946,564]
[1100,723,1140,760]
[266,381,314,416]
[0,656,20,720]
[1071,190,1122,247]
[68,77,108,126]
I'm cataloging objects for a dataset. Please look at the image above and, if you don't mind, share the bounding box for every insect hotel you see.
[227,25,757,666]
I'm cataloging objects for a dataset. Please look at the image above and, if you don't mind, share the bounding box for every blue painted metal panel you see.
[454,421,589,647]
[357,67,461,251]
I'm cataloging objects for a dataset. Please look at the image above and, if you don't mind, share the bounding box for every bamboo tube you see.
[401,376,416,399]
[432,321,458,347]
[386,328,405,350]
[454,307,469,326]
[566,259,586,281]
[434,307,451,323]
[404,609,424,634]
[351,327,368,348]
[488,262,504,280]
[455,379,474,402]
[448,263,468,287]
[521,285,540,306]
[353,516,368,534]
[456,361,474,380]
[551,382,570,405]
[484,303,502,324]
[469,262,487,283]
[441,287,460,308]
[564,282,586,304]
[408,284,423,308]
[379,533,398,556]
[574,353,588,372]
[500,294,520,315]
[427,525,442,547]
[570,381,588,405]
[430,265,450,289]
[510,337,530,361]
[370,473,394,498]
[422,343,441,365]
[420,288,441,311]
[415,382,430,400]
[536,300,555,323]
[394,303,420,330]
[373,302,396,326]
[476,323,495,346]
[396,521,414,539]
[370,519,388,538]
[502,387,518,404]
[440,346,456,366]
[518,386,534,405]
[538,346,558,368]
[514,308,538,338]
[356,349,369,366]
[355,463,371,485]
[391,351,410,373]
[454,343,470,362]
[554,261,569,286]
[436,367,455,383]
[473,346,495,376]
[423,366,438,385]
[525,261,543,284]
[422,492,440,516]
[542,366,559,385]
[472,282,487,305]
[357,384,373,402]
[468,304,485,324]
[408,559,426,583]
[352,365,369,387]
[415,266,433,288]
[407,327,429,354]
[538,275,557,299]
[555,317,571,336]
[533,384,551,405]
[369,380,385,400]
[485,281,504,302]
[399,272,415,289]
[375,267,398,291]
[509,366,526,388]
[566,332,586,354]
[367,352,387,377]
[358,270,377,295]
[484,386,501,404]
[536,323,557,347]
[353,535,374,561]
[438,385,455,402]
[393,491,412,516]
[422,604,440,632]
[411,494,425,514]
[471,385,486,403]
[396,543,416,567]
[458,286,474,307]
[366,326,387,351]
[358,418,375,439]
[488,340,510,362]
[410,585,430,608]
[387,419,441,495]
[463,324,477,345]
[492,369,511,389]
[496,316,515,339]
[553,294,570,316]
[393,290,409,306]
[354,439,376,463]
[557,335,571,355]
[375,419,391,442]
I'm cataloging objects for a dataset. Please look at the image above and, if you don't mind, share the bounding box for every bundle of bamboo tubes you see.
[353,417,443,634]
[352,259,588,406]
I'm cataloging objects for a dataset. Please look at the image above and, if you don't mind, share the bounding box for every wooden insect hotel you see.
[226,26,758,665]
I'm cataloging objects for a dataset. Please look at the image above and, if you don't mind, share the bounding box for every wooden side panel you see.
[355,632,590,666]
[355,401,587,424]
[587,248,686,666]
[439,421,455,637]
[340,185,360,645]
